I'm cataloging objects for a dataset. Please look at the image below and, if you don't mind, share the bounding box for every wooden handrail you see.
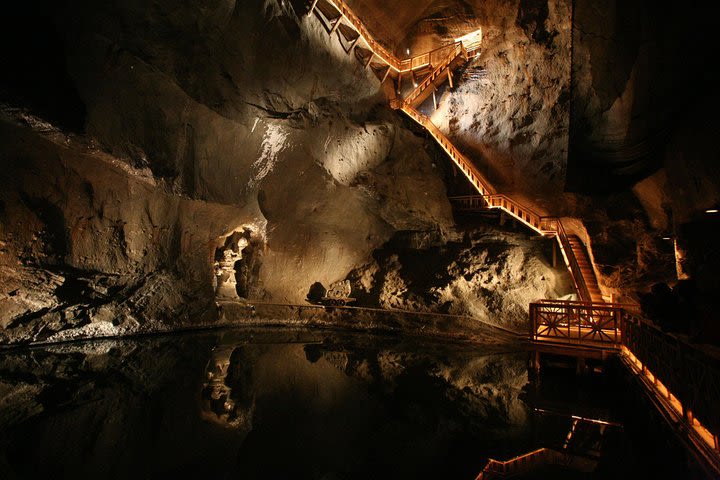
[476,448,565,479]
[318,0,476,74]
[529,302,720,472]
[391,101,495,196]
[403,42,465,105]
[555,218,592,302]
[530,301,623,345]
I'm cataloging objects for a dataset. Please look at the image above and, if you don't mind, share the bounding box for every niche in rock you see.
[234,238,263,299]
[214,227,264,301]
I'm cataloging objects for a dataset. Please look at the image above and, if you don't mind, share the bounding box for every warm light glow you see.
[455,28,483,46]
[622,346,719,455]
[693,419,716,450]
[706,209,719,213]
[406,47,410,55]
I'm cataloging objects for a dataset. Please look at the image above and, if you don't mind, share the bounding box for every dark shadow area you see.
[0,0,86,132]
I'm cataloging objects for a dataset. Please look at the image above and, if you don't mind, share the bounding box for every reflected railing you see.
[475,448,566,479]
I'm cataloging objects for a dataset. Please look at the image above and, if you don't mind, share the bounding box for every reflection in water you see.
[0,327,692,479]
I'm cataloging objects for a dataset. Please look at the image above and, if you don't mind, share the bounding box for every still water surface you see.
[0,327,694,479]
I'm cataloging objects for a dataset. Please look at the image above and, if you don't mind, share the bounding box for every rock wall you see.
[5,0,545,343]
[5,0,715,343]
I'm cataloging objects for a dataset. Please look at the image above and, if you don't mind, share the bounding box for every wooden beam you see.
[448,69,453,88]
[330,17,342,34]
[365,52,374,69]
[397,72,402,93]
[308,0,319,16]
[349,35,360,53]
[381,66,391,84]
[432,89,437,110]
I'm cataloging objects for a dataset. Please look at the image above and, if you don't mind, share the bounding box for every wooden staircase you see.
[308,0,604,304]
[402,42,467,108]
[567,235,603,303]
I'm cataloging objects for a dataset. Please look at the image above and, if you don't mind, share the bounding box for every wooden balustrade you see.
[623,314,720,436]
[315,0,475,74]
[392,103,495,196]
[529,301,624,346]
[554,219,593,302]
[403,43,465,105]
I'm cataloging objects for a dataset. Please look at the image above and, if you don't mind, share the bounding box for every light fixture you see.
[662,236,672,241]
[406,48,410,55]
[706,208,719,214]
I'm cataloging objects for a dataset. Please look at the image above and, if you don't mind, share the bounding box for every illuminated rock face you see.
[0,0,458,342]
[348,226,572,330]
[1,0,716,343]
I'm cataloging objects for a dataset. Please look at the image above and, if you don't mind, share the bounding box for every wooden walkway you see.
[528,300,720,476]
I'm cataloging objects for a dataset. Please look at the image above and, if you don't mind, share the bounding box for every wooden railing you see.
[389,102,495,196]
[623,314,720,437]
[475,448,565,479]
[554,219,592,302]
[313,0,476,74]
[403,42,465,105]
[529,300,624,346]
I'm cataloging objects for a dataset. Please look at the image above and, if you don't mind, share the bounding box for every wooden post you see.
[576,357,586,376]
[381,66,391,83]
[684,407,693,425]
[330,17,342,34]
[500,211,506,226]
[308,0,319,16]
[397,72,402,93]
[349,35,360,53]
[364,52,374,68]
[448,69,453,88]
[411,70,416,88]
[432,88,437,110]
[552,241,557,268]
